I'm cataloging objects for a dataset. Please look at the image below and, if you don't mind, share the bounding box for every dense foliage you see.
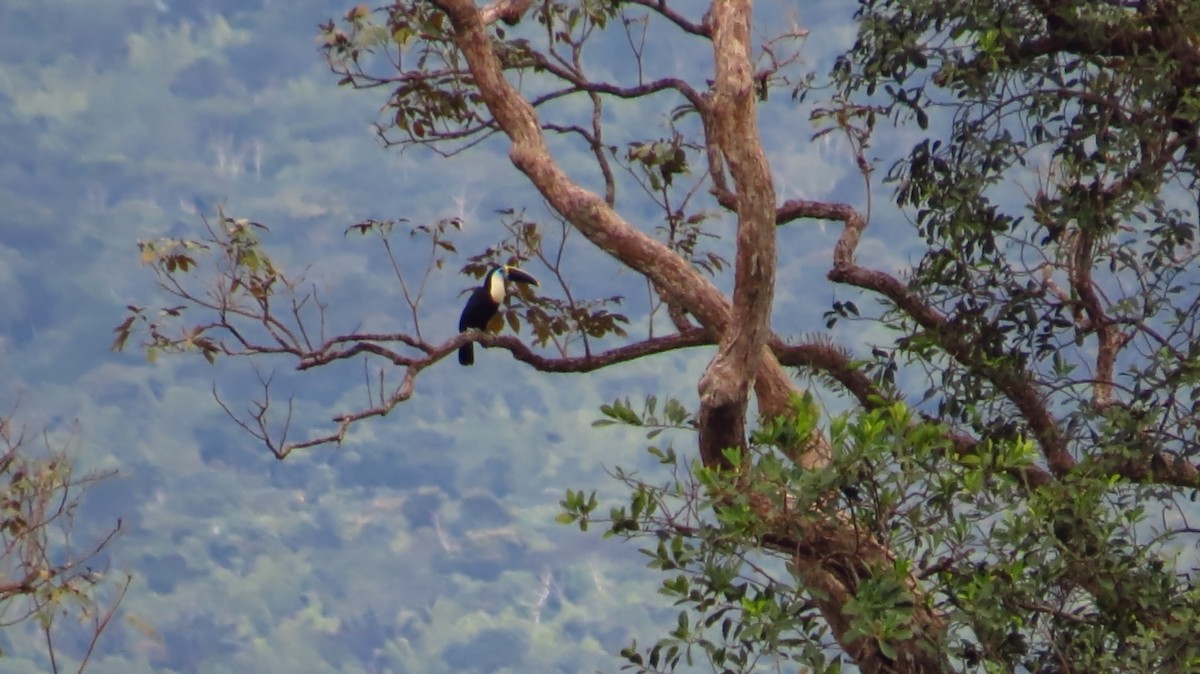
[565,1,1200,671]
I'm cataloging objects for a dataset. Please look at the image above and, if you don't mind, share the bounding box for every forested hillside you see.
[9,0,1198,672]
[1,1,783,671]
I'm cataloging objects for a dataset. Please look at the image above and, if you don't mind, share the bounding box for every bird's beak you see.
[504,267,540,286]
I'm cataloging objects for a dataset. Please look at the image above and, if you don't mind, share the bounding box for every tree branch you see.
[478,0,533,26]
[815,197,1076,475]
[696,0,778,469]
[622,0,711,38]
[421,4,955,670]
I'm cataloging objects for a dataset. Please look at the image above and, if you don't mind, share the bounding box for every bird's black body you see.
[457,266,539,365]
[457,286,499,365]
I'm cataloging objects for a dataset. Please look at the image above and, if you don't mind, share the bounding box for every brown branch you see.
[0,569,40,597]
[760,517,946,671]
[697,0,778,469]
[654,280,696,332]
[240,330,715,457]
[290,324,1182,486]
[587,89,616,207]
[297,337,419,370]
[431,0,733,331]
[622,0,711,38]
[478,0,533,26]
[1124,450,1200,487]
[1067,228,1122,408]
[420,4,949,670]
[71,573,132,674]
[490,330,712,371]
[526,57,708,110]
[1022,0,1200,80]
[720,193,815,226]
[773,338,1056,489]
[429,0,804,432]
[788,197,1077,476]
[773,339,883,408]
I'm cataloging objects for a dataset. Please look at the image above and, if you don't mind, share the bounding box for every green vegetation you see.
[6,0,1200,672]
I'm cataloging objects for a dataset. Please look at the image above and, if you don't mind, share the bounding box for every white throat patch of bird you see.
[487,270,506,304]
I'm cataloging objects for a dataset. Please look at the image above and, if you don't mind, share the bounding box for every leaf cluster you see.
[461,209,631,351]
[568,392,1200,672]
[834,0,1200,473]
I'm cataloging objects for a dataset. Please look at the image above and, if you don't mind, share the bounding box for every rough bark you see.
[695,0,777,470]
[428,0,952,670]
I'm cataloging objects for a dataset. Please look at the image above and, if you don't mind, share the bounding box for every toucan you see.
[457,265,539,365]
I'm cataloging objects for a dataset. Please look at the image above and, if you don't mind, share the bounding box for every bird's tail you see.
[458,343,474,366]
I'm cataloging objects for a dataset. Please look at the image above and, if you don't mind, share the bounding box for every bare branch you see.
[621,0,711,37]
[222,328,713,457]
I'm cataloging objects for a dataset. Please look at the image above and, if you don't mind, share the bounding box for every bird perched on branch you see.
[457,266,539,365]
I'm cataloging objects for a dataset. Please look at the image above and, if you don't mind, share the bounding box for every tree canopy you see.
[124,0,1200,672]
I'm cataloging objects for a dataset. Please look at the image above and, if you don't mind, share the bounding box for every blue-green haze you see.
[0,1,878,672]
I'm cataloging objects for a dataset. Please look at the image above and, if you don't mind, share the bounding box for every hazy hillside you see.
[0,1,866,672]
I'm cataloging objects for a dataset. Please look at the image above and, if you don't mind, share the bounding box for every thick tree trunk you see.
[430,0,952,669]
